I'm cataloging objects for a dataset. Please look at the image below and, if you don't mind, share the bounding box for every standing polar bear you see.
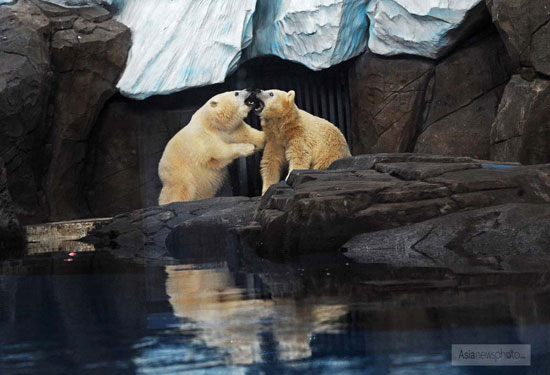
[254,89,351,194]
[158,89,264,205]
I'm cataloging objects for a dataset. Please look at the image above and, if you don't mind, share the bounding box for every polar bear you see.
[253,89,351,194]
[158,89,265,205]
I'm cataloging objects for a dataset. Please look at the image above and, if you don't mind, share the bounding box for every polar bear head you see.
[202,89,256,131]
[253,89,296,121]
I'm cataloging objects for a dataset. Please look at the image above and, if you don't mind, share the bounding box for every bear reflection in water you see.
[165,265,348,364]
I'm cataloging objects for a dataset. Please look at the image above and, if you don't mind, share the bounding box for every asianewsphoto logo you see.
[452,344,531,366]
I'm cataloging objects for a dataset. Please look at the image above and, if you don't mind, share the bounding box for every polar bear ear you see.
[287,90,296,103]
[210,100,218,108]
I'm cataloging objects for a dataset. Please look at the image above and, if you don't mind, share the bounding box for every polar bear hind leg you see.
[158,182,195,205]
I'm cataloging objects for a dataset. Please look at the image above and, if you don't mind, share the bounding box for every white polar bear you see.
[158,90,265,205]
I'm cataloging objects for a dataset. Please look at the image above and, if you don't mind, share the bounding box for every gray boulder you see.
[349,29,512,160]
[0,0,53,223]
[348,53,434,154]
[43,1,131,220]
[253,154,550,258]
[85,197,258,263]
[0,0,130,224]
[343,203,550,273]
[414,31,511,159]
[486,0,550,76]
[490,75,550,164]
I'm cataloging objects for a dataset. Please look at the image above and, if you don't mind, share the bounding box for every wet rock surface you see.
[14,154,550,295]
[253,154,550,259]
[84,197,259,263]
[343,203,550,273]
[79,153,550,275]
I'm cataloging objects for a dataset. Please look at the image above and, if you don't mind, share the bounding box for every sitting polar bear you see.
[158,89,264,205]
[254,89,351,194]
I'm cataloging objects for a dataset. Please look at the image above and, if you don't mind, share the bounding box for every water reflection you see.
[165,264,348,365]
[1,251,550,374]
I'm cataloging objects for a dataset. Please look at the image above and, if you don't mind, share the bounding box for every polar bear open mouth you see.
[245,93,265,113]
[253,99,265,113]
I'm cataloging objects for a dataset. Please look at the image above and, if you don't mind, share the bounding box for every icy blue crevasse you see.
[246,0,370,71]
[366,0,486,59]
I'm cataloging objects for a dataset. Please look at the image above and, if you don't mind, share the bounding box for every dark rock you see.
[84,101,194,217]
[76,6,111,23]
[31,0,72,17]
[45,15,131,220]
[0,0,53,223]
[49,14,78,30]
[414,31,511,159]
[343,203,550,273]
[414,89,504,159]
[0,0,130,224]
[348,54,434,154]
[490,75,550,164]
[329,153,478,170]
[373,162,480,180]
[0,158,25,255]
[166,199,259,263]
[350,29,513,160]
[254,155,550,258]
[85,196,257,262]
[486,0,550,76]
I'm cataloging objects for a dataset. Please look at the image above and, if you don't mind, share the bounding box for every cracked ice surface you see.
[246,0,369,71]
[114,0,256,99]
[367,0,486,59]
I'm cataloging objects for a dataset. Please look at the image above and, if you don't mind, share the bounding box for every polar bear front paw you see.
[237,143,256,157]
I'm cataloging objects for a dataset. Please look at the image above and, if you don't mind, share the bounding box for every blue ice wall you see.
[38,0,486,99]
[113,0,256,99]
[367,0,486,59]
[246,0,370,71]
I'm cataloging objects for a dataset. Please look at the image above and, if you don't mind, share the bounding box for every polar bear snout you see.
[244,91,256,108]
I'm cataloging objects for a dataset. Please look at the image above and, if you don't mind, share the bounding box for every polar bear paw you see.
[237,143,256,157]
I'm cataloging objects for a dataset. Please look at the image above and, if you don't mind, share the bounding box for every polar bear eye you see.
[235,92,239,96]
[269,92,274,97]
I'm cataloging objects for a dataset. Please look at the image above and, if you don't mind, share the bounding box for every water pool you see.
[1,250,549,375]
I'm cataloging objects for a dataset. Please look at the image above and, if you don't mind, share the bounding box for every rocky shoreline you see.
[7,154,546,291]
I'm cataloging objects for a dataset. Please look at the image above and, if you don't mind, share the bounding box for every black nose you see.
[254,89,262,94]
